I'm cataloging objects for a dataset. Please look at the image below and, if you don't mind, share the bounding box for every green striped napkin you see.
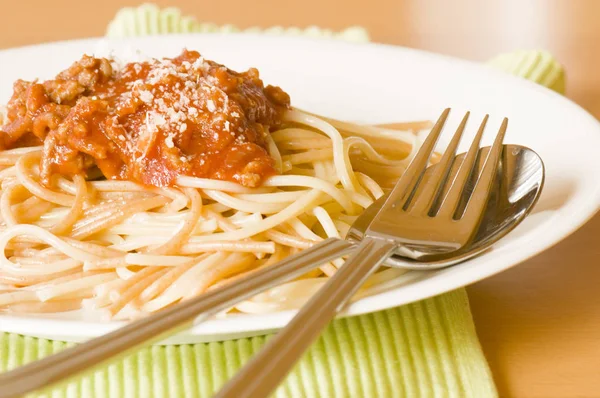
[0,4,565,397]
[1,290,493,398]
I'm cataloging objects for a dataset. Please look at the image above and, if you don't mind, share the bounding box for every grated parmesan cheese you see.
[206,100,216,112]
[138,90,154,104]
[165,134,175,148]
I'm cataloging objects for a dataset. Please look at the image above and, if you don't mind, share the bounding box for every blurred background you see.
[2,1,599,397]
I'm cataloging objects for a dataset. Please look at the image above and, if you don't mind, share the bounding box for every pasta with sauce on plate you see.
[0,50,430,319]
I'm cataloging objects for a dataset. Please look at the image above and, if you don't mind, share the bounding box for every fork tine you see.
[460,118,508,226]
[410,111,470,214]
[437,114,489,218]
[386,108,450,208]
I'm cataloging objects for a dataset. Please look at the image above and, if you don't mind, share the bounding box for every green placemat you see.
[0,4,565,397]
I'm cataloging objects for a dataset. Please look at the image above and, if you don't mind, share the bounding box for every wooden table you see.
[1,1,599,396]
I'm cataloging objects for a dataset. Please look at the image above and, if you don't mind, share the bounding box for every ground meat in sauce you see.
[0,50,291,187]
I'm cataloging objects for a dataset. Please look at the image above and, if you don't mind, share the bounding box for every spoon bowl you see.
[349,145,545,269]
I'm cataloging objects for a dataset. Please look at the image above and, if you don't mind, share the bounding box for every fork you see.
[215,108,508,398]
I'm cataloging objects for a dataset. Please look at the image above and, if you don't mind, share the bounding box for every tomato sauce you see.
[0,50,290,187]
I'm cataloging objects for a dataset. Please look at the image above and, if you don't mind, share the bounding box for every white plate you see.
[1,35,599,344]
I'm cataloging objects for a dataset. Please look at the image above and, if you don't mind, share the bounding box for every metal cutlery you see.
[215,108,510,397]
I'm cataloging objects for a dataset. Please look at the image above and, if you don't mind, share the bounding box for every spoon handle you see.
[215,237,396,398]
[0,238,355,398]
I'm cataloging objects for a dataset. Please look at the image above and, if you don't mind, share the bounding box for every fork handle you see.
[215,237,396,398]
[0,238,355,398]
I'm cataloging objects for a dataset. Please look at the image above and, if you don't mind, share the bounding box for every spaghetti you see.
[0,50,430,320]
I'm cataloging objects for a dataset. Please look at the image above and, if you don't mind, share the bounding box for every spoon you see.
[0,145,544,398]
[378,144,545,268]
